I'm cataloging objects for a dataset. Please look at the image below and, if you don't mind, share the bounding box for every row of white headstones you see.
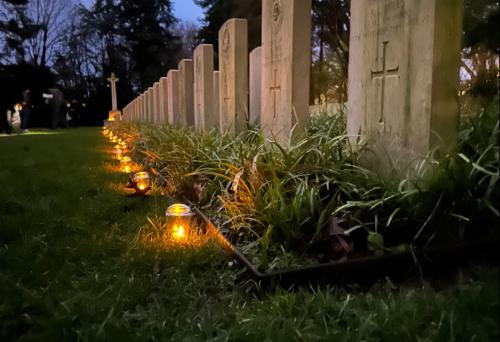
[120,0,463,166]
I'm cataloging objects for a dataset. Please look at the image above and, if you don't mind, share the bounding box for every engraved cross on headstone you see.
[197,101,202,119]
[223,73,231,111]
[107,72,119,112]
[371,41,399,128]
[270,68,281,118]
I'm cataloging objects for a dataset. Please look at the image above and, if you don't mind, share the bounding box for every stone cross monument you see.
[107,72,121,122]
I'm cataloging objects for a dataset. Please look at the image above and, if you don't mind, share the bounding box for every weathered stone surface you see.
[219,18,248,135]
[194,44,217,131]
[141,93,146,121]
[178,59,195,126]
[261,0,312,146]
[107,73,119,112]
[347,0,463,166]
[136,98,140,121]
[153,82,160,123]
[249,46,262,125]
[213,71,220,125]
[147,88,154,122]
[167,70,180,125]
[143,90,148,121]
[144,88,150,122]
[159,77,169,123]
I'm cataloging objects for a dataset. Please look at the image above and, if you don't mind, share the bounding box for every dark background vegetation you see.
[0,0,498,127]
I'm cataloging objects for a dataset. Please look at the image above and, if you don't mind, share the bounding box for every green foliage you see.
[118,100,498,269]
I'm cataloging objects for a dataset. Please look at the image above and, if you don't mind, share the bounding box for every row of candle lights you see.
[102,126,193,241]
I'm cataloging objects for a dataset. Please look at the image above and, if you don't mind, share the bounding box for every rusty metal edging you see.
[190,203,498,288]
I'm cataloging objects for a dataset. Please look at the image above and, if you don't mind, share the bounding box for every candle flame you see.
[172,225,185,240]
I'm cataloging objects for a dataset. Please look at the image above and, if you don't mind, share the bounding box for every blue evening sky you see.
[79,0,204,23]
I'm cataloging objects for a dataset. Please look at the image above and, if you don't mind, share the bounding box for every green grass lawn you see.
[0,128,498,341]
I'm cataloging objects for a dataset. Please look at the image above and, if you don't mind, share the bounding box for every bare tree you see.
[0,0,41,63]
[24,0,72,67]
[173,20,200,60]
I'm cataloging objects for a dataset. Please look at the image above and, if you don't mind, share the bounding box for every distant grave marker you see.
[167,70,180,125]
[219,19,248,135]
[194,44,217,130]
[179,59,195,126]
[153,82,160,123]
[159,77,169,123]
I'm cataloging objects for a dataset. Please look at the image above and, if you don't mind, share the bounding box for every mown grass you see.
[0,128,498,341]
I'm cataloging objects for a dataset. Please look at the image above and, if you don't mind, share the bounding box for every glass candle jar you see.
[165,204,194,240]
[133,171,150,191]
[120,156,132,173]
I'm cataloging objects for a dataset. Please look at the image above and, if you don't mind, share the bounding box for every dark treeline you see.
[1,0,498,128]
[1,0,183,127]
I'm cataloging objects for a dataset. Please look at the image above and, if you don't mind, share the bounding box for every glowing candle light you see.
[166,204,193,240]
[120,156,132,173]
[133,171,150,192]
[113,145,124,160]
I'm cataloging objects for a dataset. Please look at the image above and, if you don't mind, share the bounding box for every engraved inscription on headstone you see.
[261,0,312,146]
[347,0,463,169]
[371,40,399,131]
[221,26,231,118]
[218,19,248,135]
[269,69,281,119]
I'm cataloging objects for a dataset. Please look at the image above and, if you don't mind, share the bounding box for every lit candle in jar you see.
[166,204,193,240]
[120,156,132,173]
[133,171,150,192]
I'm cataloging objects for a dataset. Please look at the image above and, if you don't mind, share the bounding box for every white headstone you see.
[153,82,160,123]
[249,46,262,125]
[147,87,154,122]
[347,0,463,166]
[141,93,146,121]
[219,19,249,135]
[194,44,217,131]
[159,77,169,123]
[167,70,180,125]
[261,0,312,146]
[178,59,195,126]
[213,71,220,125]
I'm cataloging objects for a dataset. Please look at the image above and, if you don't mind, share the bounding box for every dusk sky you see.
[79,0,204,23]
